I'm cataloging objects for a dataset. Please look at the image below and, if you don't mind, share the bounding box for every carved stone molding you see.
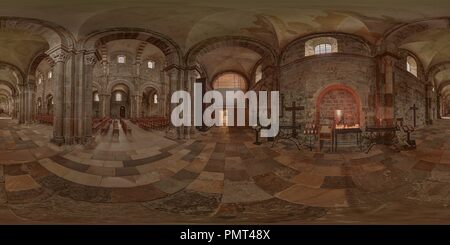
[48,49,70,63]
[84,53,98,66]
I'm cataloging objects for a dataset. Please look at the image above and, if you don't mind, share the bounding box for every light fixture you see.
[335,110,343,125]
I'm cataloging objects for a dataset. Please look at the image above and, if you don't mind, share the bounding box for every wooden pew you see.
[101,119,112,135]
[112,120,119,138]
[36,114,53,125]
[92,117,109,134]
[130,116,169,131]
[120,119,132,135]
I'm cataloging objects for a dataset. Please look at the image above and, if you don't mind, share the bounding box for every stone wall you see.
[393,69,426,127]
[279,54,376,127]
[318,89,359,125]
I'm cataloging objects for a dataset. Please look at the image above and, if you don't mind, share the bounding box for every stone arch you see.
[379,18,450,54]
[139,82,162,96]
[185,36,278,67]
[210,70,249,91]
[250,59,264,87]
[0,17,75,50]
[0,62,25,87]
[426,61,450,87]
[438,80,450,93]
[92,81,102,93]
[81,28,182,66]
[1,17,76,77]
[107,79,136,96]
[314,83,362,126]
[27,52,53,82]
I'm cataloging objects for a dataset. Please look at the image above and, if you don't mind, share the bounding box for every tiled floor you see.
[1,118,450,223]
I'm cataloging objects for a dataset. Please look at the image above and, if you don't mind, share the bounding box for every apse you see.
[316,84,361,127]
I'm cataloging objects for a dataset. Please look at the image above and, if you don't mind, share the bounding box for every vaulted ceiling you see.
[1,0,450,51]
[1,0,450,84]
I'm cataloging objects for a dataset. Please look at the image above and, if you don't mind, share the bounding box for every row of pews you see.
[120,119,132,134]
[92,117,111,134]
[93,117,133,137]
[35,114,53,125]
[130,117,169,131]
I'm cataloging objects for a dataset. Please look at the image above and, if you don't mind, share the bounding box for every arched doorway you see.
[315,84,361,127]
[92,91,100,118]
[110,84,130,119]
[46,94,54,115]
[37,97,42,114]
[212,72,248,126]
[120,106,126,118]
[141,87,159,117]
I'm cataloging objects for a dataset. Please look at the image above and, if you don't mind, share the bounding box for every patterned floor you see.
[0,118,449,223]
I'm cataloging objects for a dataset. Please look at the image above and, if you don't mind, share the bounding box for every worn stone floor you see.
[0,118,450,224]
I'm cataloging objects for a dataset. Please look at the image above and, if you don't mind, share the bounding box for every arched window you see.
[406,56,418,77]
[153,94,158,104]
[117,55,126,64]
[115,92,122,101]
[38,76,43,84]
[305,37,338,56]
[47,71,52,79]
[94,92,100,102]
[255,65,262,84]
[147,60,155,69]
[314,44,332,55]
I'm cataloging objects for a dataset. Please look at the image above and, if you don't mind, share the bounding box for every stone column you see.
[186,70,198,139]
[99,94,107,117]
[437,94,442,119]
[25,82,36,123]
[18,84,26,124]
[81,52,98,144]
[165,67,182,139]
[48,49,69,145]
[105,94,111,117]
[129,94,136,119]
[132,94,142,118]
[425,84,432,124]
[378,54,397,126]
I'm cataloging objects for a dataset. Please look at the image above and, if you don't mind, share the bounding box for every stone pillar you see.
[18,84,26,124]
[378,54,397,126]
[13,96,18,119]
[437,94,442,119]
[99,94,107,117]
[165,67,182,139]
[48,49,69,145]
[186,70,199,139]
[25,82,36,123]
[105,94,111,117]
[425,84,432,124]
[81,52,98,144]
[132,94,142,118]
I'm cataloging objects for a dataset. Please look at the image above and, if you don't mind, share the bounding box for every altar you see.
[332,126,362,152]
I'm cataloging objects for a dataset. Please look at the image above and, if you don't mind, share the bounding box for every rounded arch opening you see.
[315,84,362,127]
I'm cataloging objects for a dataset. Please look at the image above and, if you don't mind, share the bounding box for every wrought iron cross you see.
[285,101,304,137]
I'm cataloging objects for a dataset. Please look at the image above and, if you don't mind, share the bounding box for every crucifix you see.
[285,101,304,138]
[410,103,418,127]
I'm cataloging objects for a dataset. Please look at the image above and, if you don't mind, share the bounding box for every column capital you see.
[84,52,99,66]
[47,48,70,63]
